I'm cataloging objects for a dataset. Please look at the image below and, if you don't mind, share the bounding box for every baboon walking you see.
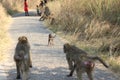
[67,56,109,80]
[14,36,32,79]
[63,43,109,80]
[63,43,88,70]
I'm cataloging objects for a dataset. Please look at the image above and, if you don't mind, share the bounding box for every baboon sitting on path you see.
[14,36,32,79]
[48,33,56,46]
[63,43,109,80]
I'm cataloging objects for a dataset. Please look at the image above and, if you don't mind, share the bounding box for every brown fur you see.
[63,43,109,80]
[14,36,32,79]
[48,34,56,46]
[39,6,51,21]
[63,43,88,70]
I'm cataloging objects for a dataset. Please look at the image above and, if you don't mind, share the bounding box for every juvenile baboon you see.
[14,36,32,79]
[48,33,56,46]
[63,43,109,80]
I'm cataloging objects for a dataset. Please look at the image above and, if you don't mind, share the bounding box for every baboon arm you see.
[67,64,76,77]
[66,56,74,70]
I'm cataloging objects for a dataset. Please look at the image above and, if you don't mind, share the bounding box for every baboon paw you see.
[16,76,21,79]
[29,65,32,68]
[67,75,72,77]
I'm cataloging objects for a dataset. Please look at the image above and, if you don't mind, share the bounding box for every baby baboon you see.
[14,36,32,79]
[63,43,109,80]
[48,33,56,46]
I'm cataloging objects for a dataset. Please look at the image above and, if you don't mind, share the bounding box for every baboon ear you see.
[18,36,22,41]
[64,43,70,53]
[65,43,70,48]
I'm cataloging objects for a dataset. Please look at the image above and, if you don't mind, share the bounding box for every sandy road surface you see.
[0,11,119,80]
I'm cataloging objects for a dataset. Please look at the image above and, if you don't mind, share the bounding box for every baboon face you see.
[18,36,28,43]
[49,34,52,38]
[63,43,71,53]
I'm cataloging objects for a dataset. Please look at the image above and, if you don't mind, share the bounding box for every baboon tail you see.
[87,56,109,68]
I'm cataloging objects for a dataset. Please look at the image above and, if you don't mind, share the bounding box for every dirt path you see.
[0,11,119,80]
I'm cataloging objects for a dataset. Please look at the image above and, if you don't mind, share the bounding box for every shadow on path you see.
[12,10,39,17]
[7,67,76,80]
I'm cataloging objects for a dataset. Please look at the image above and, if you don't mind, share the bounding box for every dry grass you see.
[0,4,11,61]
[46,0,120,74]
[1,0,41,12]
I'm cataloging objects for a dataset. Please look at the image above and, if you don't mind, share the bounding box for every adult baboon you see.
[63,43,109,80]
[14,36,32,79]
[63,43,88,70]
[48,33,56,46]
[39,6,51,21]
[67,56,109,80]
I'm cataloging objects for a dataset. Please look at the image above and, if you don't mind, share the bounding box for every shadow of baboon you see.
[7,66,119,80]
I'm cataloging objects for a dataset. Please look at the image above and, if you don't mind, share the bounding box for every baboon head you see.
[49,34,52,38]
[18,36,28,44]
[63,43,71,53]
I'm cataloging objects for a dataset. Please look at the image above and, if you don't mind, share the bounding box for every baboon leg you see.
[67,64,76,77]
[28,53,32,67]
[66,57,74,70]
[51,39,54,45]
[76,70,82,80]
[22,72,27,80]
[16,63,21,79]
[48,38,51,46]
[87,71,93,80]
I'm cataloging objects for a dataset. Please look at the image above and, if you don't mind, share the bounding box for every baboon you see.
[67,56,109,80]
[63,43,109,80]
[63,43,88,70]
[14,36,32,79]
[47,13,55,25]
[39,6,51,21]
[48,33,56,46]
[16,50,30,80]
